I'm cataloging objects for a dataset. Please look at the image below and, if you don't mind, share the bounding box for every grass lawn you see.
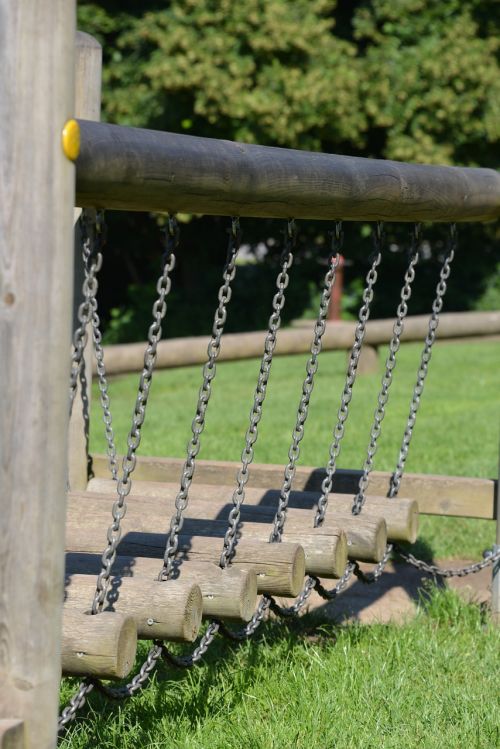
[61,339,500,747]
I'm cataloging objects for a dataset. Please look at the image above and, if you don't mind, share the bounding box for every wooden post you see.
[68,31,102,490]
[0,721,25,749]
[0,2,76,747]
[492,433,500,624]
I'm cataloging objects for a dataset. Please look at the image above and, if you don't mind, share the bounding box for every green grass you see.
[61,589,499,749]
[61,340,500,748]
[89,339,500,559]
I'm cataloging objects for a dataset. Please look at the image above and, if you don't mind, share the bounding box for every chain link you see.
[352,224,421,515]
[59,217,179,729]
[161,219,242,580]
[314,224,384,526]
[270,222,342,542]
[91,217,178,615]
[219,219,296,567]
[394,544,500,578]
[68,211,104,419]
[388,224,457,498]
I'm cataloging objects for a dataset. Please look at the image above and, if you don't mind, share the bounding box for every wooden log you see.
[92,455,496,520]
[87,480,394,559]
[75,120,500,222]
[65,496,305,596]
[0,721,24,749]
[64,573,202,641]
[61,609,137,679]
[66,552,257,622]
[90,311,500,377]
[75,487,355,568]
[0,2,76,746]
[68,31,102,491]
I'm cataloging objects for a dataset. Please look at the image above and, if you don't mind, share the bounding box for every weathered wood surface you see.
[61,609,137,679]
[66,553,258,621]
[0,721,24,749]
[64,573,202,641]
[68,31,102,491]
[91,311,500,376]
[65,496,305,596]
[75,120,500,222]
[92,455,496,520]
[88,477,413,544]
[0,2,76,746]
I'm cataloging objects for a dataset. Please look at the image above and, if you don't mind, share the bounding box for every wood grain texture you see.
[0,3,76,746]
[0,721,24,749]
[75,120,500,222]
[68,31,102,491]
[89,478,412,545]
[91,311,500,376]
[61,609,137,679]
[64,573,202,641]
[64,495,305,596]
[66,553,258,621]
[92,455,496,520]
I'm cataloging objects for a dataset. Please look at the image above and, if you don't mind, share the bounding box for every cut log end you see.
[61,609,137,679]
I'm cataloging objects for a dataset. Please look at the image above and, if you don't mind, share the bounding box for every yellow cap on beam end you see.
[62,119,80,161]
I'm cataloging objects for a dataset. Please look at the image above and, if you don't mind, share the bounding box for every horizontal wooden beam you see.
[91,454,497,520]
[94,311,500,376]
[75,120,500,222]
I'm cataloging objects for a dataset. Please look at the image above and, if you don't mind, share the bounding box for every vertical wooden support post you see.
[68,31,102,490]
[0,2,76,747]
[492,433,500,624]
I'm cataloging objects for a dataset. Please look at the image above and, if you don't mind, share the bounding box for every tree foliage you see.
[77,0,500,341]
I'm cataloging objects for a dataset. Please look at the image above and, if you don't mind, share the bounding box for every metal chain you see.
[268,223,384,617]
[76,211,119,481]
[68,210,105,419]
[314,224,384,525]
[388,224,457,498]
[91,217,178,615]
[213,220,298,642]
[220,219,296,567]
[164,220,296,656]
[157,219,243,669]
[59,217,179,729]
[352,224,421,515]
[394,544,500,578]
[309,562,356,602]
[270,222,342,542]
[161,219,242,580]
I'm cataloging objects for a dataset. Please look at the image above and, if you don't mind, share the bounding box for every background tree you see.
[77,0,500,341]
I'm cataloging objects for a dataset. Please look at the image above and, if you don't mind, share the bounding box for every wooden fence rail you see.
[92,310,500,376]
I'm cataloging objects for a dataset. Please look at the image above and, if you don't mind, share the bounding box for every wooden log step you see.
[66,553,257,622]
[61,608,137,679]
[64,573,202,642]
[68,491,346,574]
[65,495,305,596]
[86,481,389,561]
[92,454,495,521]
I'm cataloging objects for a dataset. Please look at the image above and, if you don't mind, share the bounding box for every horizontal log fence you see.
[93,310,500,376]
